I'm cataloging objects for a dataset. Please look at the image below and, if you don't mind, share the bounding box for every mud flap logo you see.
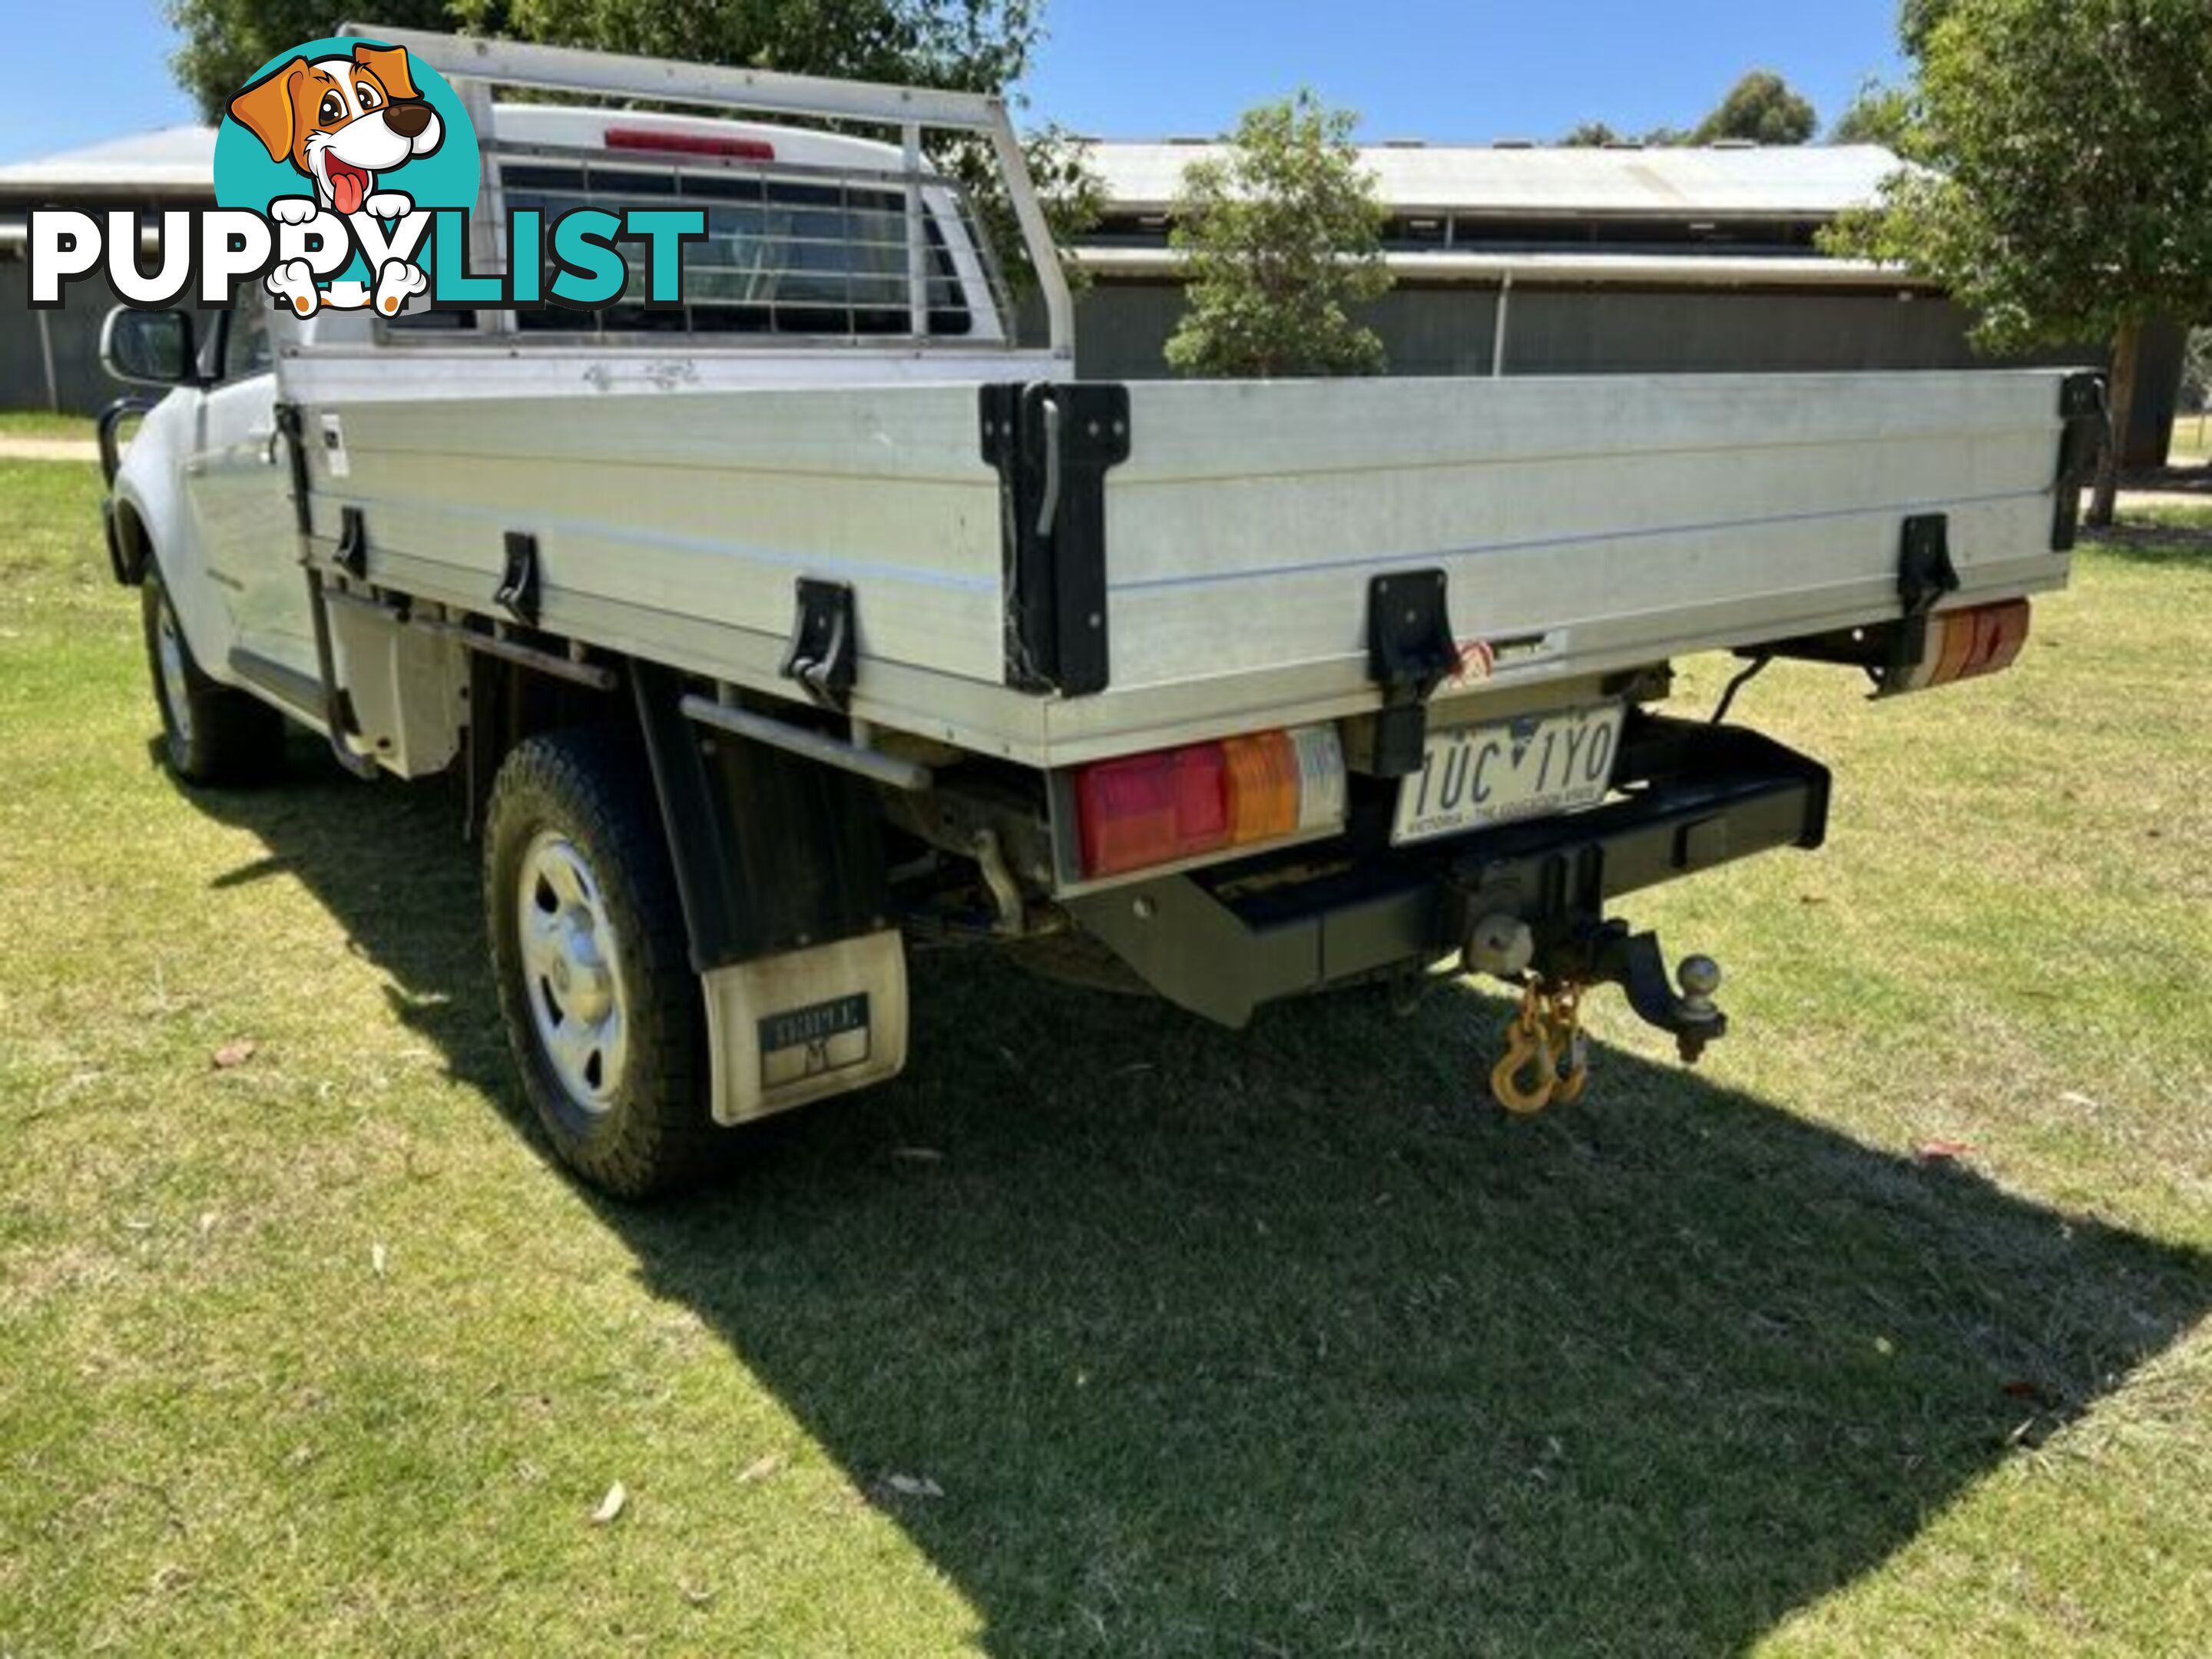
[758,994,873,1088]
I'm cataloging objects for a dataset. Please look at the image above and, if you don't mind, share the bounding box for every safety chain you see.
[1488,979,1591,1115]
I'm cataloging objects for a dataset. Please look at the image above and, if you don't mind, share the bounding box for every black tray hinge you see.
[333,505,368,579]
[274,400,375,779]
[2050,372,2108,552]
[1365,569,1458,778]
[275,401,313,537]
[780,577,859,710]
[495,531,539,626]
[981,382,1131,697]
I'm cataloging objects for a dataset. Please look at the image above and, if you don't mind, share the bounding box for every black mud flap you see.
[628,661,890,973]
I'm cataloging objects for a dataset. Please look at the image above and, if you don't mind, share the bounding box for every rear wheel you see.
[485,727,719,1197]
[141,567,286,786]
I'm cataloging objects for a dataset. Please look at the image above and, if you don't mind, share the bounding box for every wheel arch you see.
[104,493,152,588]
[462,647,628,838]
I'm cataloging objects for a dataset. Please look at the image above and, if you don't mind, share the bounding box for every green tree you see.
[1164,91,1393,379]
[167,0,1048,117]
[1561,70,1817,150]
[455,0,1039,96]
[1691,69,1818,145]
[1823,0,2212,525]
[1827,77,1915,147]
[1899,0,1958,55]
[167,0,455,116]
[166,0,1097,300]
[950,124,1107,297]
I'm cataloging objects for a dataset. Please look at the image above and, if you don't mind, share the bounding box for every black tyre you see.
[141,567,286,786]
[485,727,718,1197]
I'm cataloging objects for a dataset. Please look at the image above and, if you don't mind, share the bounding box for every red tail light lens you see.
[1074,726,1346,879]
[604,127,777,161]
[1077,747,1229,878]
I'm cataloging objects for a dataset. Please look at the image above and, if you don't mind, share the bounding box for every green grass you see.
[2,453,2209,1656]
[2171,410,2210,465]
[0,411,95,443]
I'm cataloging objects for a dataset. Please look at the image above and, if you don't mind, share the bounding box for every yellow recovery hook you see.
[1467,913,1725,1116]
[1488,979,1591,1115]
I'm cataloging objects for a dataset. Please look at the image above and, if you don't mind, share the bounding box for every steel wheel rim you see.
[154,591,194,747]
[517,830,630,1114]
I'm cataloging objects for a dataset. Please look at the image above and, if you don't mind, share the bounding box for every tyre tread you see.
[142,571,286,786]
[485,726,720,1197]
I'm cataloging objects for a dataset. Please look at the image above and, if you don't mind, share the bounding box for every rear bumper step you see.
[1067,714,1830,1028]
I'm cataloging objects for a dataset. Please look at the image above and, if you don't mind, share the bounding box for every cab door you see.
[183,293,317,683]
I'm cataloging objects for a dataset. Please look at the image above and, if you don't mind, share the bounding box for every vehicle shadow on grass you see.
[191,745,2212,1657]
[2090,515,2212,569]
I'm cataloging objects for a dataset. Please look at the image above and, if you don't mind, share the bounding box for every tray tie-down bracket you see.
[1365,568,1459,778]
[1744,512,1965,696]
[1883,510,1959,684]
[780,577,858,711]
[333,504,369,579]
[495,531,540,627]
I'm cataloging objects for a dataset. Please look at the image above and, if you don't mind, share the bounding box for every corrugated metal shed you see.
[0,123,2170,455]
[1074,246,1937,291]
[1086,141,1904,217]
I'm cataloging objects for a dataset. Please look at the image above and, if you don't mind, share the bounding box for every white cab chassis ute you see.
[101,28,2105,1195]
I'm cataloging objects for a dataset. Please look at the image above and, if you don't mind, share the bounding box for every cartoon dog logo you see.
[227,44,442,318]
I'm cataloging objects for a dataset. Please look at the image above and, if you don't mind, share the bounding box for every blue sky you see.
[1022,2,1906,142]
[0,1,1907,164]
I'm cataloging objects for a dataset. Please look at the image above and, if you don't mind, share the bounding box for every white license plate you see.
[1391,702,1626,846]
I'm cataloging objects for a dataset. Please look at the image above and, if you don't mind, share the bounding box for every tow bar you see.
[1468,914,1725,1115]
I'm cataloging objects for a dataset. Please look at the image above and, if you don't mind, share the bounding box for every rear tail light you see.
[1075,726,1346,879]
[603,127,777,161]
[1892,600,2031,693]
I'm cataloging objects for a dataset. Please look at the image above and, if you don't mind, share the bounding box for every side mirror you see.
[100,306,199,389]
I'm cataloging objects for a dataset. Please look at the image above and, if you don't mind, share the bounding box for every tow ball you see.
[1466,915,1727,1115]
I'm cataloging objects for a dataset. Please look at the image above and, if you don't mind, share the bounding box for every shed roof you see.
[1087,141,1904,218]
[1071,244,1938,293]
[0,123,1906,222]
[0,125,216,195]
